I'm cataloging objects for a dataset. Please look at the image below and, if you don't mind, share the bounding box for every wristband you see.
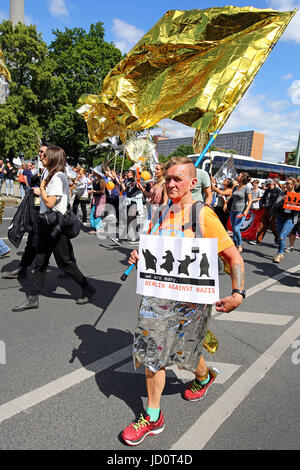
[231,289,246,298]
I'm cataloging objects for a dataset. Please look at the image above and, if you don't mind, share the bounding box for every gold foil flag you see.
[78,6,296,144]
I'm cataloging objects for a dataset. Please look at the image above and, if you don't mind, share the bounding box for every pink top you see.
[147,184,165,205]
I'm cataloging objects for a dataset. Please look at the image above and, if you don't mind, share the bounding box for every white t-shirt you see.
[251,188,264,210]
[40,171,69,215]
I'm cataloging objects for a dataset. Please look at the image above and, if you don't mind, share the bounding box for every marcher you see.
[72,167,89,225]
[120,169,143,243]
[250,179,264,210]
[273,178,298,263]
[211,178,234,229]
[3,144,50,278]
[17,163,27,199]
[88,166,106,235]
[137,163,168,206]
[4,161,16,197]
[229,172,252,253]
[285,176,300,253]
[23,161,33,193]
[250,178,281,245]
[121,157,245,446]
[0,159,5,194]
[192,167,213,205]
[12,146,95,312]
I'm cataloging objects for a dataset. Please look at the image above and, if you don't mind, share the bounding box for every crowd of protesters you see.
[1,152,299,265]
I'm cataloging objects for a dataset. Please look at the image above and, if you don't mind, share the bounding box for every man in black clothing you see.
[250,178,282,245]
[2,144,49,278]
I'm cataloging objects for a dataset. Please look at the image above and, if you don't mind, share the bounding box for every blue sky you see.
[1,0,300,163]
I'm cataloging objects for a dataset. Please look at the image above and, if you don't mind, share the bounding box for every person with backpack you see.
[12,146,95,312]
[120,157,245,446]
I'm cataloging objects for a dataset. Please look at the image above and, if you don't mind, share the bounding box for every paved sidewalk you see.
[1,183,23,206]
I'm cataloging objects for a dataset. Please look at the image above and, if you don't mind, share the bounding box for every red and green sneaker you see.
[184,369,217,401]
[121,412,165,446]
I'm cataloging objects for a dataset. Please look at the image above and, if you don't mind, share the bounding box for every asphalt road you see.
[0,202,299,452]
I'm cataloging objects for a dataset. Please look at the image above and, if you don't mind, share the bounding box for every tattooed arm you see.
[215,245,245,312]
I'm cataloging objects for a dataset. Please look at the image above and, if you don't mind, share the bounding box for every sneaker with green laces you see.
[121,412,165,446]
[184,369,217,401]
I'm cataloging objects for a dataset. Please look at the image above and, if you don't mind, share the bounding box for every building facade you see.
[156,130,264,160]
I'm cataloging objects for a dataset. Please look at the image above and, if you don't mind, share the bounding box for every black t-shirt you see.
[5,166,15,180]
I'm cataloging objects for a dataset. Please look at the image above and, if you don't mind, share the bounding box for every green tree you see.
[286,149,296,165]
[0,21,49,159]
[169,144,194,158]
[0,20,122,163]
[47,23,122,163]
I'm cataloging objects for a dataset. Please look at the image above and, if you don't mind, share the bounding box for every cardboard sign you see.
[137,234,219,304]
[283,192,300,211]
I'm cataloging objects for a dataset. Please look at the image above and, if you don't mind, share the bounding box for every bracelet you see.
[231,289,246,298]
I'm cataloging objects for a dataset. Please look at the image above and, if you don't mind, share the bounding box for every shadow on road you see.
[70,323,185,421]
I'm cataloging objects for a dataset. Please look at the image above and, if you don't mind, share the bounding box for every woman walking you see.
[229,172,252,253]
[13,146,95,312]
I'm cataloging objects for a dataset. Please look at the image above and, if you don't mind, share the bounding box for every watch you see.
[231,289,246,298]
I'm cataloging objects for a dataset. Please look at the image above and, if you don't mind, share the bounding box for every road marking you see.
[0,263,299,428]
[0,345,132,425]
[216,311,293,325]
[267,285,300,294]
[172,317,300,450]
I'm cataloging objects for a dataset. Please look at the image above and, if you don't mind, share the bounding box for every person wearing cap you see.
[250,178,282,245]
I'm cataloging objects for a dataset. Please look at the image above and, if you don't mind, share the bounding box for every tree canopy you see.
[0,20,122,164]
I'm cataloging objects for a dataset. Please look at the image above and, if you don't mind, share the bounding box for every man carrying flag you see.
[121,157,245,446]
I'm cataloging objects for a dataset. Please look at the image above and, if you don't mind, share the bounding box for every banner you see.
[283,192,300,211]
[214,155,238,184]
[137,235,219,304]
[227,208,265,240]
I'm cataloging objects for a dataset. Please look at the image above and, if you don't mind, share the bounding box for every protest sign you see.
[137,234,219,304]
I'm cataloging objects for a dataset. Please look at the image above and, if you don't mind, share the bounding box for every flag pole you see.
[295,130,300,167]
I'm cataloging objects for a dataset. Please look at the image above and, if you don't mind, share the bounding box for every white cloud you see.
[282,72,293,80]
[222,90,300,161]
[111,19,144,54]
[268,0,300,44]
[25,15,34,26]
[288,80,300,104]
[48,0,69,19]
[0,10,8,21]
